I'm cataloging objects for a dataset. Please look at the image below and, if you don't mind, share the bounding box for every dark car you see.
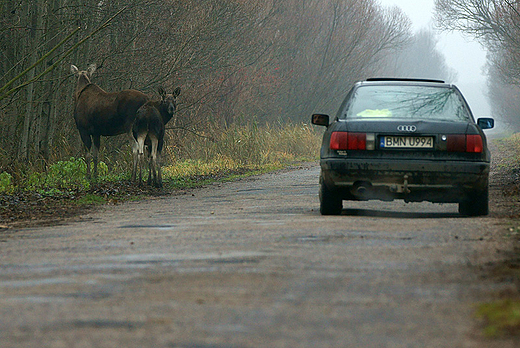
[312,78,494,216]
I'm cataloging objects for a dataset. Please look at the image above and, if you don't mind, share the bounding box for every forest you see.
[436,0,520,130]
[0,0,458,180]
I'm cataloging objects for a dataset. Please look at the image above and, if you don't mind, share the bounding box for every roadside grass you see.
[76,194,107,205]
[0,122,321,201]
[161,122,320,189]
[476,300,520,338]
[493,133,520,171]
[164,160,284,190]
[476,135,520,339]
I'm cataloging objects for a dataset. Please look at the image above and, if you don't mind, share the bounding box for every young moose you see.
[71,64,150,179]
[132,87,181,187]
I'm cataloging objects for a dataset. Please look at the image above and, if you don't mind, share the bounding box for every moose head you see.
[157,86,181,119]
[71,64,97,100]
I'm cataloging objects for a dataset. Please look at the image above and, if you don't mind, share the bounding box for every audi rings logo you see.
[397,125,417,132]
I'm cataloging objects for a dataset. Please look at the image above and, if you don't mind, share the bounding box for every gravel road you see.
[0,163,518,347]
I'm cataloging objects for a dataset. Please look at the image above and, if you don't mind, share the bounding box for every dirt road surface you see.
[0,164,518,347]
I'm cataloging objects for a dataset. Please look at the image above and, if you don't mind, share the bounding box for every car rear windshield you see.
[341,85,471,121]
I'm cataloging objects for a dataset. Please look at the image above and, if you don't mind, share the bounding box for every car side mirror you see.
[477,117,494,130]
[312,114,330,127]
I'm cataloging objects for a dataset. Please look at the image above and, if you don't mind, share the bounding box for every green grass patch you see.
[476,300,520,338]
[0,172,14,194]
[75,194,107,205]
[23,157,93,193]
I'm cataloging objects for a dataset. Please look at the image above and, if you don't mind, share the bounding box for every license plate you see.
[380,136,434,149]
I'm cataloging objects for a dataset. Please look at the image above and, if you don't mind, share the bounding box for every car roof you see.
[357,77,453,88]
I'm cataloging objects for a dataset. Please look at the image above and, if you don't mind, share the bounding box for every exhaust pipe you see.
[357,185,367,194]
[353,181,372,196]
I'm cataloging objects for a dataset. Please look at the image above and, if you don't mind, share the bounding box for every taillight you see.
[348,133,366,150]
[466,134,483,153]
[330,132,366,150]
[447,134,483,153]
[330,132,347,150]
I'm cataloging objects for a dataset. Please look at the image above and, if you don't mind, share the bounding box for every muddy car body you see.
[312,78,494,216]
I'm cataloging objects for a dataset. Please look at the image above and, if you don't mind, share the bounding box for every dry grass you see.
[163,122,321,179]
[0,122,322,194]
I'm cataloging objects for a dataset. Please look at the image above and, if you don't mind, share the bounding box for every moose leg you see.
[79,132,92,179]
[149,135,159,187]
[131,145,138,182]
[157,137,164,188]
[139,151,145,185]
[129,132,139,182]
[92,135,101,179]
[156,151,162,188]
[147,144,152,186]
[135,133,146,186]
[147,150,152,185]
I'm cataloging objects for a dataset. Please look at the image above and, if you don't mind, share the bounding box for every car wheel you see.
[459,187,489,216]
[319,176,342,215]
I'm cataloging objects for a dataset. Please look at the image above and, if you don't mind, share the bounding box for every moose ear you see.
[71,65,79,75]
[172,87,181,98]
[158,86,166,99]
[87,64,97,77]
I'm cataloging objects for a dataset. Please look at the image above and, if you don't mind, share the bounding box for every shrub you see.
[0,172,14,194]
[25,157,94,192]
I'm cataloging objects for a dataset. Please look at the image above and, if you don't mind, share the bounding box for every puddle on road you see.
[107,251,268,265]
[0,277,75,288]
[288,233,358,243]
[64,319,143,330]
[208,257,262,265]
[4,289,113,304]
[119,224,176,230]
[236,188,265,194]
[253,221,286,227]
[5,295,71,304]
[286,232,417,246]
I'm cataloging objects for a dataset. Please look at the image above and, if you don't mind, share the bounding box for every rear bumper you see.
[320,158,489,202]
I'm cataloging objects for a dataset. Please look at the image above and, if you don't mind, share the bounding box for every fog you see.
[379,0,491,117]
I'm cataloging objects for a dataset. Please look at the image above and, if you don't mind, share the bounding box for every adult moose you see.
[71,64,149,179]
[132,87,181,188]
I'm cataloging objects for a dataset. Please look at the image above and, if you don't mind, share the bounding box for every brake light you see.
[330,132,347,150]
[447,134,483,153]
[348,133,366,150]
[466,134,483,153]
[330,132,366,150]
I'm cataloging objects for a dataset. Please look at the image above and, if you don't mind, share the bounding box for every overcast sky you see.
[378,0,491,116]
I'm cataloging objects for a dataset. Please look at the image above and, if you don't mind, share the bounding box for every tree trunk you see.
[19,0,46,160]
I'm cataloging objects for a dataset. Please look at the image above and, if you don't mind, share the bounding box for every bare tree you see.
[486,54,520,129]
[382,29,458,82]
[435,0,520,129]
[0,0,416,170]
[435,0,520,81]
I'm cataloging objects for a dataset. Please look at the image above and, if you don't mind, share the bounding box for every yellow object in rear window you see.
[356,109,392,117]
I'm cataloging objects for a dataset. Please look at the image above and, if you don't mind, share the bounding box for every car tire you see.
[458,187,489,216]
[319,176,342,215]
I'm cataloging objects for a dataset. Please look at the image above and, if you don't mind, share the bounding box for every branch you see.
[166,126,216,142]
[0,27,80,97]
[0,7,127,101]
